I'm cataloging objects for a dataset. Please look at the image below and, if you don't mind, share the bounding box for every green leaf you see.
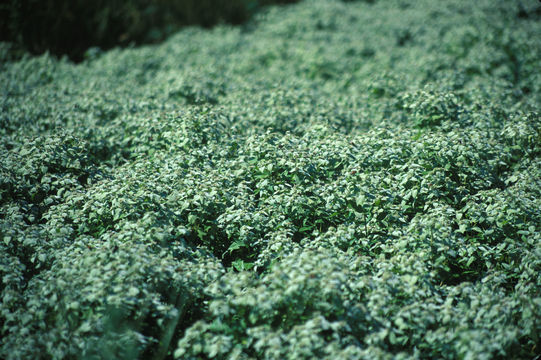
[128,287,140,297]
[227,240,246,254]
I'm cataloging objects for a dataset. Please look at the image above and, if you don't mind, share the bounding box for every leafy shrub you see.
[0,0,299,62]
[1,0,540,359]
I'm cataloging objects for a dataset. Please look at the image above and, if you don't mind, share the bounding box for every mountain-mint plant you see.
[1,0,540,359]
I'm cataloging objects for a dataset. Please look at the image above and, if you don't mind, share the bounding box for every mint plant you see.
[1,0,540,359]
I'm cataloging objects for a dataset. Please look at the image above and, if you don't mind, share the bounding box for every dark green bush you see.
[1,0,540,359]
[0,0,299,62]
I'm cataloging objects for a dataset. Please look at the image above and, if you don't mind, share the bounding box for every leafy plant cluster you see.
[0,0,300,62]
[1,0,540,359]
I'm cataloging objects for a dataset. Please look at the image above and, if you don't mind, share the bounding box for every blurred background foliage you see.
[0,0,300,62]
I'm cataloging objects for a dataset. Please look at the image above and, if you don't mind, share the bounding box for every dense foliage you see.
[1,0,540,359]
[0,0,298,61]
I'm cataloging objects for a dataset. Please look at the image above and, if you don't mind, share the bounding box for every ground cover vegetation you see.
[0,0,298,62]
[1,0,540,359]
